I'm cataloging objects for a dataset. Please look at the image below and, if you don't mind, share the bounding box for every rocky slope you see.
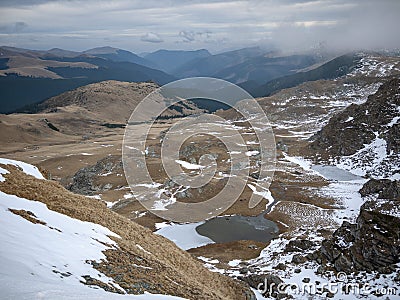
[0,158,254,299]
[316,179,400,273]
[309,77,400,179]
[68,155,124,195]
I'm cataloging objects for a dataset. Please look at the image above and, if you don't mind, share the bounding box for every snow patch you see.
[245,150,260,157]
[344,116,354,122]
[0,158,44,180]
[0,191,124,297]
[0,166,9,182]
[155,222,214,250]
[175,159,205,170]
[282,153,313,172]
[337,136,395,179]
[247,183,274,207]
[228,259,241,267]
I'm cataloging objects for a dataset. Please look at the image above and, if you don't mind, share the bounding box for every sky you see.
[0,0,399,54]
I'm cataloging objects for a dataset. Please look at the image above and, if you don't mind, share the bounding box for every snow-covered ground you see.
[282,153,367,224]
[0,158,45,180]
[155,221,214,250]
[0,159,186,300]
[336,135,400,180]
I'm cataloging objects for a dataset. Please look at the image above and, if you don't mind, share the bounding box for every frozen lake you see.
[196,214,279,243]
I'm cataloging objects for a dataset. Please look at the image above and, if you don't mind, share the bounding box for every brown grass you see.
[266,200,337,230]
[188,240,267,267]
[8,208,47,225]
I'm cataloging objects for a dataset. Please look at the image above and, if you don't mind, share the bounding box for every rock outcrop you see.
[69,155,123,195]
[315,179,400,273]
[310,77,400,156]
[359,178,400,199]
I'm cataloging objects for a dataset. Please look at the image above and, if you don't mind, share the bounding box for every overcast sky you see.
[0,0,399,54]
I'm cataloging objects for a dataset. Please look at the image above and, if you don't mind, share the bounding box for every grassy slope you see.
[0,163,253,300]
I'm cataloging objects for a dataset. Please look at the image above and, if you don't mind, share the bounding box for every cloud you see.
[141,32,163,43]
[179,30,195,42]
[178,30,212,43]
[0,0,53,7]
[14,22,28,33]
[266,0,400,53]
[0,0,399,52]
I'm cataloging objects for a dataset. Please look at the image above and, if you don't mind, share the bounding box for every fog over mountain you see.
[0,0,399,54]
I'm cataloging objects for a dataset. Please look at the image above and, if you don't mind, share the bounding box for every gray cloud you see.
[141,32,163,43]
[179,30,195,42]
[267,0,400,52]
[178,30,212,43]
[14,21,28,33]
[0,0,55,7]
[0,0,398,53]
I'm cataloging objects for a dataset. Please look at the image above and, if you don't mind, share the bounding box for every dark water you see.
[311,165,362,181]
[196,214,279,243]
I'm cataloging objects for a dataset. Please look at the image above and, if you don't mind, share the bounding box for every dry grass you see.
[0,164,253,300]
[8,208,47,225]
[266,200,337,230]
[0,56,96,78]
[188,240,267,267]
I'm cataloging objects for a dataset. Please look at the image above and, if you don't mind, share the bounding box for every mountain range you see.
[0,45,349,113]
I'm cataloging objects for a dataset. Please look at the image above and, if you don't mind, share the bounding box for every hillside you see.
[23,80,160,122]
[0,80,204,148]
[83,47,156,69]
[213,54,316,84]
[172,47,266,78]
[171,48,319,86]
[247,52,363,97]
[0,158,253,299]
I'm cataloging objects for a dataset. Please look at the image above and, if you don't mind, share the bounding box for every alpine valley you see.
[0,45,399,300]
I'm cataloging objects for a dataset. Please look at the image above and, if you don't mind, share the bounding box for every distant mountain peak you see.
[83,46,120,54]
[144,49,211,73]
[46,48,81,57]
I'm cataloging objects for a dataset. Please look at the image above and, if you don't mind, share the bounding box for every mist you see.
[269,0,400,54]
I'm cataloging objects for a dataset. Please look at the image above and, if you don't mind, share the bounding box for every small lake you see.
[195,165,363,244]
[311,165,362,181]
[196,214,279,243]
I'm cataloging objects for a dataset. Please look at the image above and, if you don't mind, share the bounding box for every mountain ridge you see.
[0,47,175,113]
